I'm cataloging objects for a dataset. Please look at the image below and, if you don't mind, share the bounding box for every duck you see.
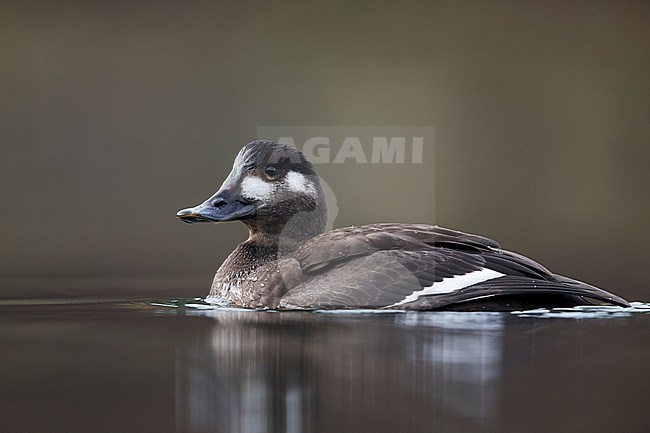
[176,140,629,311]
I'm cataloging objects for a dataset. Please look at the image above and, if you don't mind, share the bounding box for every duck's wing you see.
[278,224,629,310]
[292,223,502,273]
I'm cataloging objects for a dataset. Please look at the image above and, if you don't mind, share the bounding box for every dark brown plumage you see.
[177,140,629,311]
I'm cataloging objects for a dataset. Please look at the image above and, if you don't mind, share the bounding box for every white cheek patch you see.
[388,268,505,307]
[241,176,273,201]
[285,170,317,196]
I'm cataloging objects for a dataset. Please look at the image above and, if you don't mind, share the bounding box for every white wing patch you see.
[388,268,505,307]
[241,177,273,201]
[286,171,317,196]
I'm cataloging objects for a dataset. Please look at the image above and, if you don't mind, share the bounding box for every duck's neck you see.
[244,177,328,256]
[213,190,328,297]
[215,212,326,283]
[246,210,325,253]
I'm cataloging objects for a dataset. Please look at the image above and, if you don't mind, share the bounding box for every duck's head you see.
[177,140,327,242]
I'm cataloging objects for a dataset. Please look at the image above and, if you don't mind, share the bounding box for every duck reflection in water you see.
[175,310,503,433]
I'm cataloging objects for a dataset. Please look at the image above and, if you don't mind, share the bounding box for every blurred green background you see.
[1,1,648,300]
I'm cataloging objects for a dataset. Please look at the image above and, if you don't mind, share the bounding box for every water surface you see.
[1,299,648,433]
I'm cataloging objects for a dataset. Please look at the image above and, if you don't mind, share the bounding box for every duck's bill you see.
[176,200,256,223]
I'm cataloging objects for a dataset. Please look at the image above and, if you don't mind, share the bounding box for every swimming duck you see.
[177,140,629,311]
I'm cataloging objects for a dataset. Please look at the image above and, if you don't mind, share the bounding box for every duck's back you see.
[269,224,628,311]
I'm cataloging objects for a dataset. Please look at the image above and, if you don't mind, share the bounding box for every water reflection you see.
[176,310,504,433]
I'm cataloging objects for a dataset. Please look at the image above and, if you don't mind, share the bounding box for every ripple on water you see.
[150,299,650,320]
[511,301,650,319]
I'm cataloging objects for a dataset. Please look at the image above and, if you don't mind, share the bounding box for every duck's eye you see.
[264,166,278,178]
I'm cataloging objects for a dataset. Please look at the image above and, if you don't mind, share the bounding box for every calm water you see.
[1,299,648,433]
